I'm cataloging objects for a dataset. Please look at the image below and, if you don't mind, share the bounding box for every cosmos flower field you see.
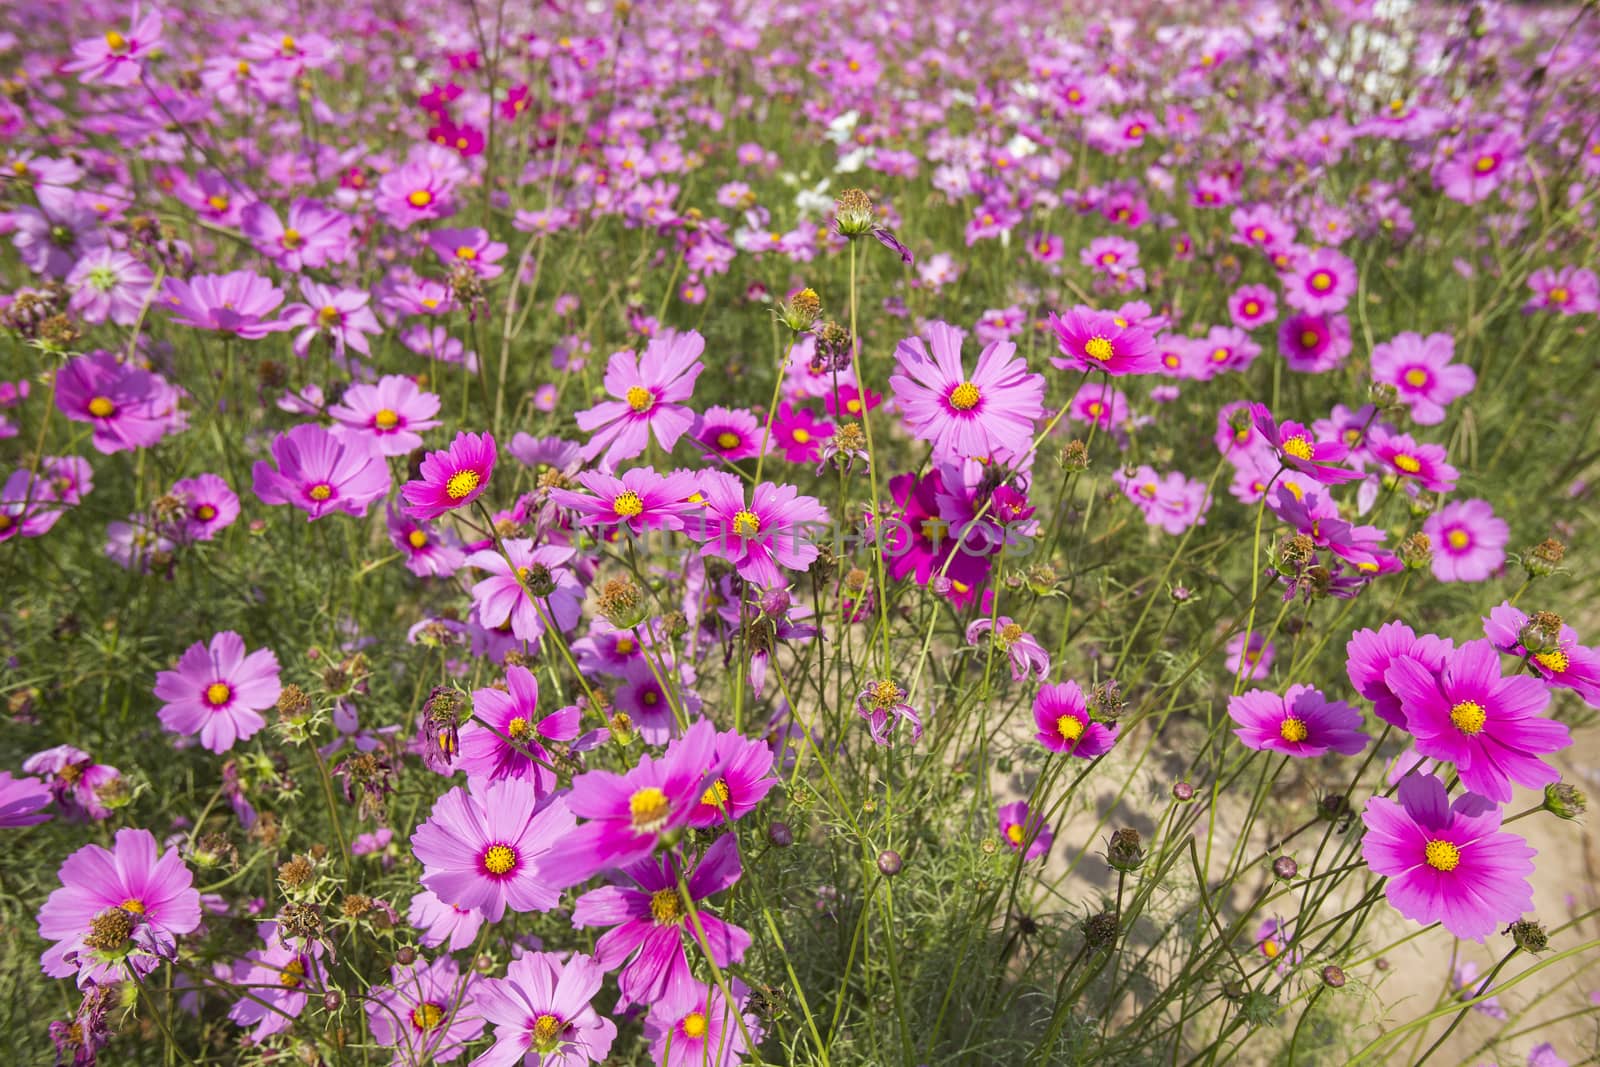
[3,0,1600,1063]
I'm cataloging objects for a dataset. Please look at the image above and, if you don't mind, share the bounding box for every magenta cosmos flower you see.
[571,834,751,1010]
[253,423,392,521]
[1250,404,1362,485]
[967,616,1050,682]
[1228,684,1370,757]
[689,729,777,829]
[1048,306,1159,376]
[1283,247,1357,314]
[644,980,762,1067]
[38,828,202,986]
[1347,621,1455,729]
[281,281,384,359]
[549,466,698,536]
[463,540,584,646]
[0,772,52,828]
[541,719,716,888]
[1032,680,1118,757]
[153,631,282,754]
[329,374,442,456]
[1483,602,1600,707]
[1422,499,1508,583]
[575,331,705,466]
[889,321,1045,461]
[1371,332,1476,426]
[402,431,496,520]
[161,271,291,339]
[170,472,239,542]
[1368,430,1459,493]
[366,955,484,1066]
[473,952,617,1067]
[683,471,829,587]
[1384,639,1571,803]
[411,777,574,922]
[55,351,185,455]
[64,10,162,85]
[240,198,353,272]
[997,800,1053,861]
[457,665,579,798]
[1361,773,1534,941]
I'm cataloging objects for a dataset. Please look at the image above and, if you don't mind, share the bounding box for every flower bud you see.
[760,587,792,619]
[876,849,902,877]
[1059,439,1091,472]
[1521,538,1566,579]
[768,821,794,848]
[775,288,822,332]
[1542,782,1586,820]
[1272,856,1299,881]
[1106,828,1145,872]
[1400,532,1432,571]
[1173,780,1197,802]
[1519,612,1564,655]
[395,946,418,966]
[1321,965,1346,988]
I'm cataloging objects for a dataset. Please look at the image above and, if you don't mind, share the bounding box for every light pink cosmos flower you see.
[329,375,441,456]
[281,280,383,359]
[1228,685,1370,757]
[161,271,292,339]
[682,471,829,587]
[410,777,574,921]
[1282,247,1357,315]
[407,890,483,952]
[575,331,705,466]
[168,473,239,542]
[153,631,282,754]
[252,423,392,521]
[64,10,163,86]
[889,321,1045,462]
[67,248,154,326]
[428,227,508,278]
[1423,499,1508,583]
[375,160,456,229]
[473,952,617,1067]
[240,198,353,271]
[0,772,52,828]
[462,540,584,646]
[365,955,484,1065]
[1370,332,1475,425]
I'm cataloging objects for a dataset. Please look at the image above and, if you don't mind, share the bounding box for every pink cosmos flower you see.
[1228,684,1370,757]
[386,504,466,578]
[693,405,767,462]
[682,471,829,587]
[54,351,186,454]
[458,665,579,797]
[1067,381,1131,432]
[410,777,574,922]
[1283,248,1357,314]
[428,227,507,278]
[240,198,353,271]
[1227,632,1275,681]
[997,800,1053,861]
[967,616,1050,681]
[1368,430,1458,493]
[281,281,384,359]
[153,631,282,754]
[1524,266,1599,315]
[643,980,762,1067]
[1048,306,1159,376]
[169,472,239,542]
[1250,405,1362,485]
[1032,680,1119,758]
[550,467,698,536]
[253,423,392,521]
[366,955,484,1065]
[571,834,751,1010]
[1192,325,1262,380]
[64,10,162,86]
[1482,602,1600,707]
[407,890,483,952]
[330,375,442,456]
[161,271,291,339]
[1383,639,1571,803]
[540,719,716,888]
[1279,312,1352,373]
[688,729,777,829]
[37,828,202,987]
[473,952,617,1067]
[1423,499,1507,582]
[402,431,496,520]
[890,321,1045,462]
[22,745,121,822]
[1,469,64,542]
[462,540,584,646]
[1361,773,1534,941]
[1113,466,1211,535]
[375,160,457,229]
[1436,132,1520,205]
[227,925,325,1042]
[769,402,832,464]
[1227,284,1278,329]
[0,772,52,828]
[67,248,155,326]
[575,331,705,466]
[1346,621,1456,729]
[1371,332,1476,426]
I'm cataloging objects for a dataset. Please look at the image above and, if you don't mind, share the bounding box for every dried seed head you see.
[596,576,647,629]
[1400,531,1432,570]
[1083,909,1120,950]
[278,856,314,891]
[834,189,876,237]
[1508,919,1549,953]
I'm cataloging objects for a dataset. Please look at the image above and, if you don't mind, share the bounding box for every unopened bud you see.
[1543,782,1586,820]
[876,849,902,877]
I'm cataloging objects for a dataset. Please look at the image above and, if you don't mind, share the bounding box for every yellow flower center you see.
[532,1013,562,1051]
[411,1003,446,1030]
[318,305,340,326]
[205,682,232,706]
[308,483,333,501]
[948,381,981,410]
[1127,123,1145,139]
[715,431,741,449]
[1298,329,1320,348]
[281,35,296,53]
[445,469,481,500]
[1083,336,1115,361]
[792,428,811,443]
[207,195,230,211]
[1243,301,1260,316]
[700,778,731,808]
[87,396,116,418]
[650,887,682,925]
[1449,700,1487,735]
[1392,453,1422,474]
[1263,939,1280,959]
[732,509,761,537]
[407,190,433,208]
[482,844,517,875]
[455,245,477,260]
[507,716,531,741]
[629,786,670,831]
[682,1011,708,1039]
[407,529,428,549]
[1403,368,1429,388]
[1549,287,1570,305]
[1279,717,1309,743]
[1281,435,1314,461]
[1057,714,1084,743]
[1424,839,1460,871]
[1447,530,1469,550]
[615,637,635,654]
[105,30,128,52]
[196,504,217,521]
[1308,271,1334,292]
[1534,649,1569,673]
[625,385,653,412]
[1005,823,1025,846]
[279,959,305,988]
[281,228,303,249]
[119,898,146,914]
[374,408,400,429]
[1474,155,1496,174]
[607,490,644,519]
